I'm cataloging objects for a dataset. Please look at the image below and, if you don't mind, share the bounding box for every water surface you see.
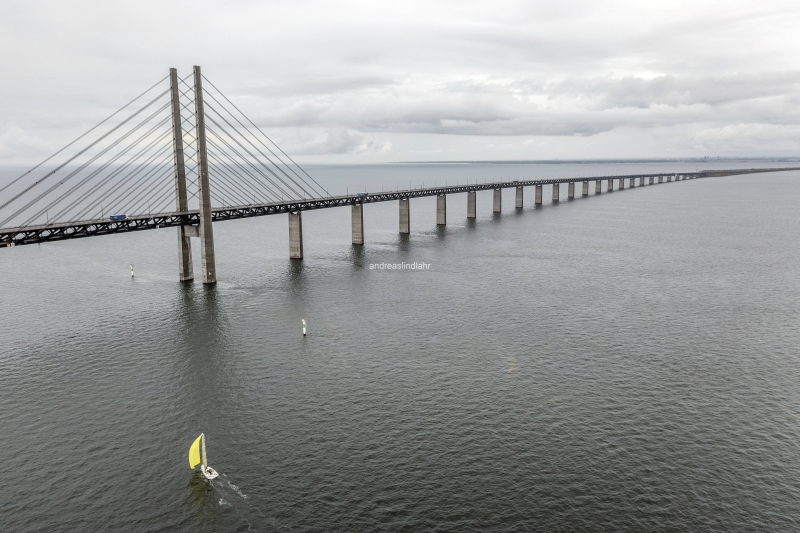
[2,162,800,531]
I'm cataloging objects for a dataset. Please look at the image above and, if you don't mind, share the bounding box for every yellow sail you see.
[188,434,203,469]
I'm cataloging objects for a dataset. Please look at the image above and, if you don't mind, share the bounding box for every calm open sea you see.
[2,161,800,532]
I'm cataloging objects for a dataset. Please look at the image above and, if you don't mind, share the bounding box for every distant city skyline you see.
[2,0,799,164]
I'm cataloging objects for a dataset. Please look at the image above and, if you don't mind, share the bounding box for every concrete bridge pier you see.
[582,181,589,196]
[535,185,543,205]
[568,182,575,199]
[667,176,672,182]
[639,177,644,186]
[607,178,614,192]
[515,186,523,208]
[649,177,654,185]
[493,189,502,213]
[596,180,602,194]
[619,178,625,190]
[552,183,560,202]
[467,191,476,218]
[437,194,446,225]
[352,203,364,245]
[289,211,303,259]
[658,176,663,183]
[399,198,410,233]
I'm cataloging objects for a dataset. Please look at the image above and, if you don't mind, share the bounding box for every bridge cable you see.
[0,75,168,198]
[92,149,175,219]
[207,153,279,204]
[66,136,174,221]
[205,124,291,200]
[115,165,175,217]
[205,132,287,201]
[201,75,330,197]
[204,113,305,199]
[201,164,253,206]
[201,150,258,205]
[23,118,173,225]
[0,89,170,223]
[205,151,270,205]
[6,101,171,227]
[202,95,322,199]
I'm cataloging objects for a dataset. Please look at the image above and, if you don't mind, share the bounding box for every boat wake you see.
[209,473,278,531]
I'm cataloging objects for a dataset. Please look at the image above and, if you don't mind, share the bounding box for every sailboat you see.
[188,433,219,480]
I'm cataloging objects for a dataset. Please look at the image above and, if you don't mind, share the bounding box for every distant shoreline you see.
[391,157,800,165]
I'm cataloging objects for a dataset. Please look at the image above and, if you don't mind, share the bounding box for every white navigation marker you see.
[302,318,307,336]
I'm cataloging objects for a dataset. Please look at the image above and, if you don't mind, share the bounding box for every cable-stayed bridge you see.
[1,66,797,283]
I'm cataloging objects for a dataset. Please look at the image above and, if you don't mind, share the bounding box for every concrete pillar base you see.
[436,194,446,225]
[535,185,542,205]
[607,179,614,191]
[649,177,654,185]
[515,186,523,208]
[552,183,560,202]
[352,203,364,245]
[399,198,410,233]
[619,178,625,190]
[467,191,476,218]
[289,211,303,259]
[595,180,601,194]
[493,188,502,213]
[568,182,575,199]
[582,181,589,196]
[177,227,193,281]
[199,221,216,284]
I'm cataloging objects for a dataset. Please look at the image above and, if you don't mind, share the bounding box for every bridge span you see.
[1,167,793,246]
[1,66,797,282]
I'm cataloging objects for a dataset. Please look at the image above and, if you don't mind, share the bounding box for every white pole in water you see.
[130,264,134,277]
[302,318,307,336]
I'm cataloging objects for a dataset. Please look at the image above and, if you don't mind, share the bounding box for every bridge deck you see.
[1,167,795,246]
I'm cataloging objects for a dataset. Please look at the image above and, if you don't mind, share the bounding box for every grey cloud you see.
[291,129,392,155]
[555,73,800,109]
[229,71,800,139]
[2,0,800,162]
[240,75,398,98]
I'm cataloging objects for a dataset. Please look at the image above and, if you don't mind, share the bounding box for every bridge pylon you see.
[170,68,194,281]
[193,66,217,284]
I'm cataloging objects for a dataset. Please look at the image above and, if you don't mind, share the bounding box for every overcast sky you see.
[2,0,800,163]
